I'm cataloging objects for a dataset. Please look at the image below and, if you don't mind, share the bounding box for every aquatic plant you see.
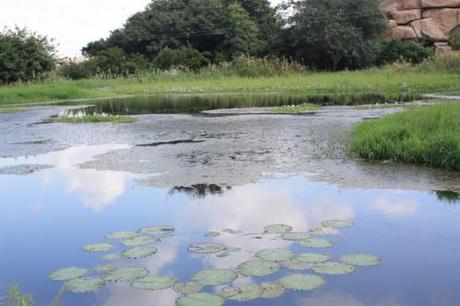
[309,226,337,235]
[312,262,356,275]
[281,232,311,241]
[122,236,157,247]
[217,252,231,258]
[192,269,238,286]
[82,243,114,252]
[131,276,176,291]
[222,229,242,234]
[226,247,242,253]
[255,248,296,262]
[280,260,313,271]
[263,224,293,234]
[176,293,224,306]
[279,274,324,291]
[187,242,227,254]
[102,253,121,261]
[299,238,334,248]
[173,282,202,294]
[205,231,220,237]
[7,285,34,306]
[295,253,330,263]
[53,114,137,124]
[95,265,117,273]
[64,277,105,293]
[102,267,150,282]
[321,220,355,228]
[138,226,175,235]
[238,260,281,277]
[259,282,285,299]
[340,253,381,267]
[222,284,261,301]
[105,231,137,240]
[121,246,158,259]
[49,268,88,281]
[275,103,320,113]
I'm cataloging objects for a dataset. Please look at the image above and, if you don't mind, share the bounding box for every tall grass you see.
[352,102,460,170]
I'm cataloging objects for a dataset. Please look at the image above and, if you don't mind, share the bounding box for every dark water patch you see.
[136,139,205,147]
[0,164,52,176]
[169,184,231,198]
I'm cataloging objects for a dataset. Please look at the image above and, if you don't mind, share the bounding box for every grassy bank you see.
[1,67,459,107]
[352,102,460,170]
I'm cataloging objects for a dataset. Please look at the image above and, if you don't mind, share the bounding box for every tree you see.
[0,27,56,84]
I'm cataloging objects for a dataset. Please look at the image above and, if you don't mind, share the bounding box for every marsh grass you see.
[7,285,34,306]
[53,114,137,124]
[0,106,25,113]
[352,102,460,170]
[275,103,320,113]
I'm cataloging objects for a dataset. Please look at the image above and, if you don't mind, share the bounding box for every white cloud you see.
[372,197,419,218]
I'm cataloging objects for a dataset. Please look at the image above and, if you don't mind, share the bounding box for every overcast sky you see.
[0,0,282,58]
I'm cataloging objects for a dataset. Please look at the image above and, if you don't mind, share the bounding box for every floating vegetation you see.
[263,224,293,234]
[122,236,157,247]
[217,252,231,258]
[281,260,313,271]
[83,243,114,252]
[312,262,356,275]
[255,248,295,262]
[238,260,281,277]
[105,231,137,240]
[279,274,324,291]
[0,164,52,176]
[281,232,311,241]
[188,242,227,254]
[299,238,334,248]
[321,220,355,228]
[122,246,158,259]
[49,268,88,281]
[226,247,242,253]
[102,267,150,282]
[131,276,176,291]
[176,293,224,306]
[340,253,382,267]
[222,284,261,301]
[295,253,330,263]
[222,229,242,234]
[309,227,337,235]
[138,226,175,235]
[260,282,285,299]
[205,231,220,237]
[173,282,202,294]
[102,253,121,261]
[95,265,117,273]
[192,269,238,286]
[64,277,105,293]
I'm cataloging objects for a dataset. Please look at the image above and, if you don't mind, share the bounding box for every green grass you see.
[53,114,137,124]
[0,106,26,113]
[0,67,459,107]
[275,103,320,113]
[352,102,460,170]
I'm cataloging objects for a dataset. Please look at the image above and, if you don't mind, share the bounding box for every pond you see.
[0,97,459,306]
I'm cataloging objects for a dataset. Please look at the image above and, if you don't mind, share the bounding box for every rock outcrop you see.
[382,0,460,52]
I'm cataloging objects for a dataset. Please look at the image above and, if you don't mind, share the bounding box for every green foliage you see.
[414,51,460,73]
[7,285,34,306]
[154,46,209,70]
[449,32,460,51]
[377,39,434,65]
[54,114,137,124]
[0,27,56,84]
[276,103,319,113]
[352,103,460,170]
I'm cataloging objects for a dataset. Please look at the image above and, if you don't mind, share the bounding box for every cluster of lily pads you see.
[48,220,382,306]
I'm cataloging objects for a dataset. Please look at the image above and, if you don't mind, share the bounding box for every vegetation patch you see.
[263,224,293,234]
[295,253,330,263]
[102,267,150,282]
[192,269,238,286]
[340,253,382,267]
[281,232,311,241]
[256,248,296,262]
[131,276,176,291]
[222,228,242,234]
[321,220,355,228]
[222,284,261,301]
[53,114,137,124]
[173,282,202,294]
[281,260,313,271]
[312,262,356,275]
[49,268,88,281]
[82,243,114,252]
[188,242,227,254]
[102,253,121,261]
[176,293,224,306]
[122,236,157,247]
[95,265,117,273]
[64,277,105,293]
[205,231,220,237]
[260,282,285,299]
[138,226,175,235]
[121,246,158,259]
[105,231,137,240]
[276,103,320,113]
[238,260,281,277]
[279,274,324,291]
[300,238,334,248]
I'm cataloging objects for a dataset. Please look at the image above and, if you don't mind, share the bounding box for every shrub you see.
[414,51,460,73]
[154,46,209,70]
[449,32,460,51]
[377,39,434,65]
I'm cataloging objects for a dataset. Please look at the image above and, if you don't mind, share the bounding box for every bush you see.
[449,33,460,51]
[154,46,209,70]
[0,27,56,84]
[414,51,460,73]
[377,39,434,65]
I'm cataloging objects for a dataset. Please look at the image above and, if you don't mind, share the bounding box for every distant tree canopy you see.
[0,27,56,84]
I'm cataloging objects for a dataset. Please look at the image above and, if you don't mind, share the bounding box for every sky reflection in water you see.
[0,145,459,306]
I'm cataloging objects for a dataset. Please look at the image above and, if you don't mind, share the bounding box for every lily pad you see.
[105,231,137,240]
[281,260,313,271]
[83,243,114,252]
[192,269,238,286]
[279,274,324,291]
[312,261,356,275]
[95,265,117,273]
[263,224,293,234]
[321,220,355,228]
[281,232,311,241]
[238,260,281,277]
[122,236,157,247]
[226,247,242,253]
[217,252,231,258]
[222,229,242,234]
[205,231,220,237]
[176,293,224,306]
[173,282,202,294]
[64,277,105,293]
[188,242,227,254]
[103,267,149,282]
[222,284,261,301]
[49,267,88,281]
[102,253,121,261]
[295,253,330,263]
[131,276,176,291]
[255,248,295,262]
[260,282,285,299]
[310,227,337,235]
[299,238,334,248]
[138,226,175,235]
[340,253,381,267]
[122,246,158,259]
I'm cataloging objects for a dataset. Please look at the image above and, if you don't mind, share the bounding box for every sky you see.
[0,0,282,58]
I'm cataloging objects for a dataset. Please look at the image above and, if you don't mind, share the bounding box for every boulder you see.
[421,0,460,8]
[422,9,460,34]
[413,18,449,41]
[393,26,418,39]
[389,19,399,28]
[398,0,422,10]
[435,42,453,54]
[392,9,422,24]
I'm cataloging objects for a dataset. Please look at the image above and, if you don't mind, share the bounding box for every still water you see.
[0,102,459,306]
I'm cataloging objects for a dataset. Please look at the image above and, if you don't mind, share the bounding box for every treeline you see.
[0,0,443,84]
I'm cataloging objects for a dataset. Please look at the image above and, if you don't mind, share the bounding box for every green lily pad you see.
[83,243,114,252]
[188,242,227,254]
[299,238,334,248]
[217,252,231,258]
[260,282,285,299]
[281,260,313,271]
[222,284,261,301]
[279,274,324,291]
[102,253,121,261]
[176,293,224,306]
[205,231,220,237]
[103,267,150,282]
[64,277,105,293]
[49,267,88,281]
[122,236,157,247]
[95,264,117,273]
[263,224,293,234]
[222,229,242,234]
[192,269,238,286]
[122,246,158,259]
[173,282,203,294]
[138,226,175,235]
[321,220,355,228]
[238,260,281,277]
[226,247,242,253]
[131,276,176,290]
[105,231,137,240]
[312,261,356,275]
[309,227,336,235]
[281,232,311,241]
[340,253,382,267]
[255,248,296,262]
[295,253,330,263]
